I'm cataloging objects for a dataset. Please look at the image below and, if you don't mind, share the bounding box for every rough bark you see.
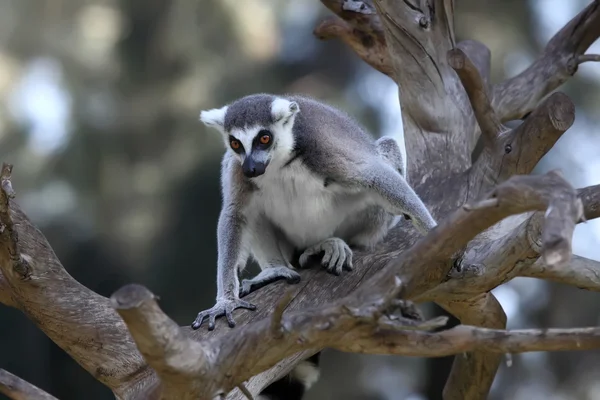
[0,1,599,400]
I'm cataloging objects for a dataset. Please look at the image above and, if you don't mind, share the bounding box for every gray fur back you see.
[284,94,379,176]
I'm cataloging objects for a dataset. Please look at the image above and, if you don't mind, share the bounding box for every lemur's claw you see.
[191,297,256,331]
[299,238,353,275]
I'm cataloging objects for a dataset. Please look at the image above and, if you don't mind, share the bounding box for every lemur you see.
[196,93,437,398]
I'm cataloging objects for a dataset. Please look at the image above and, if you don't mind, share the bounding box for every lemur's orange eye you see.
[230,140,241,150]
[260,135,270,145]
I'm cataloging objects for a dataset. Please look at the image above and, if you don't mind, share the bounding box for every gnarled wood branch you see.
[492,0,600,121]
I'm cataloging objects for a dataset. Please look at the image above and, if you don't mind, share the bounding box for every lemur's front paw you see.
[191,297,256,331]
[299,237,353,276]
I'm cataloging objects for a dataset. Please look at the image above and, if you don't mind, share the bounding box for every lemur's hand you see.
[191,297,256,331]
[299,237,353,276]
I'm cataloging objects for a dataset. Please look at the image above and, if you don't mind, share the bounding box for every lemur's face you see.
[199,96,299,178]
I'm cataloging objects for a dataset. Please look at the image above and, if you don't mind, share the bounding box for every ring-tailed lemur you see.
[195,93,436,397]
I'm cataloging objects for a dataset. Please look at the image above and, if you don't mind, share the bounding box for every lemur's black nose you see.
[242,159,266,178]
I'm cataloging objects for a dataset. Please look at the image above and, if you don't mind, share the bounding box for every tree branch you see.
[314,0,392,77]
[440,294,506,400]
[520,254,600,291]
[0,369,58,400]
[492,0,600,121]
[110,274,600,400]
[448,47,503,147]
[578,53,600,63]
[579,184,600,220]
[0,164,149,398]
[468,91,575,196]
[111,284,212,400]
[503,93,575,177]
[382,324,600,355]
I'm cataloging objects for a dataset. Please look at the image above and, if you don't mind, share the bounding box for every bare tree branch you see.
[314,0,392,77]
[0,369,58,400]
[111,284,212,400]
[109,277,600,399]
[448,47,503,147]
[440,294,506,400]
[579,184,600,220]
[578,53,600,63]
[467,91,575,197]
[492,0,600,121]
[521,254,600,291]
[0,165,148,398]
[503,93,575,177]
[381,324,600,355]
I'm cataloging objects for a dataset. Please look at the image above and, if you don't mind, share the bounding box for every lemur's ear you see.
[271,98,300,124]
[199,105,228,132]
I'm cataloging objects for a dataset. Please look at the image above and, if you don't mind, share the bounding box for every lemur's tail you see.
[257,352,321,400]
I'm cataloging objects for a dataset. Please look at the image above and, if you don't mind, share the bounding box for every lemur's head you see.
[200,94,299,178]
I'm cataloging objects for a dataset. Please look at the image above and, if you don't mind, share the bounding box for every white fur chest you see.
[252,162,363,248]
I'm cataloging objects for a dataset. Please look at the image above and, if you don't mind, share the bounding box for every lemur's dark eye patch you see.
[229,136,244,153]
[254,130,272,148]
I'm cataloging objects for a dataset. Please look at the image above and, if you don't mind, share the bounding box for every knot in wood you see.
[448,261,485,279]
[566,56,578,76]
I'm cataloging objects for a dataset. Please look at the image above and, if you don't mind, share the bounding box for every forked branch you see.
[492,0,600,120]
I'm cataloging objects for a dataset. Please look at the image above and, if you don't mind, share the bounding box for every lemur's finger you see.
[333,250,346,275]
[321,244,333,267]
[225,310,236,328]
[239,300,257,310]
[208,313,218,331]
[299,246,320,267]
[328,244,343,274]
[344,246,354,271]
[192,312,208,329]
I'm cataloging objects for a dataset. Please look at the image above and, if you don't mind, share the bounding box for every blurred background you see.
[0,0,599,399]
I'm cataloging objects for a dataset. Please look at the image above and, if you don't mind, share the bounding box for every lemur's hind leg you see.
[240,218,300,298]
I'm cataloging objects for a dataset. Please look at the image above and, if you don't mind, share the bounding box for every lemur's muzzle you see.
[242,158,267,178]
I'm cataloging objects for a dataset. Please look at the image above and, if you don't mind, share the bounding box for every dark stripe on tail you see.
[259,352,321,400]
